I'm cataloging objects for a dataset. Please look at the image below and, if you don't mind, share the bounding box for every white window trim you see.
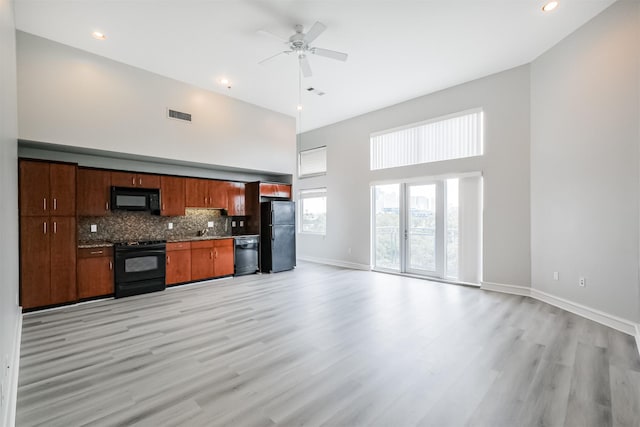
[298,146,327,178]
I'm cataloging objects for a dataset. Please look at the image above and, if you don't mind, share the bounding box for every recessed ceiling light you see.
[297,105,303,111]
[220,78,229,85]
[92,31,106,40]
[542,1,559,12]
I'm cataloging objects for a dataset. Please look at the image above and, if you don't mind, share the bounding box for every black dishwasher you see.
[234,236,259,276]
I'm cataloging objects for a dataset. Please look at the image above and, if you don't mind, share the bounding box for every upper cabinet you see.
[185,178,229,210]
[111,171,160,189]
[160,176,186,216]
[227,182,246,216]
[260,183,292,199]
[77,168,111,216]
[20,160,76,217]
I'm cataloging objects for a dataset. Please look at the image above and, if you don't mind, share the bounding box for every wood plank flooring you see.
[16,262,640,426]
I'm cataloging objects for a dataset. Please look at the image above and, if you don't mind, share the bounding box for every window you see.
[370,109,483,170]
[299,146,327,178]
[299,188,327,234]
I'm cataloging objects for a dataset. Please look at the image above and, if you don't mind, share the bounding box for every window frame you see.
[298,146,327,178]
[298,187,327,235]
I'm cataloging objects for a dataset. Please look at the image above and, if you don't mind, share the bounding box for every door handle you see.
[53,198,57,210]
[43,198,47,211]
[271,225,275,241]
[43,221,47,234]
[109,261,113,270]
[53,221,57,234]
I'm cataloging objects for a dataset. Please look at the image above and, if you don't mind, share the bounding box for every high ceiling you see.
[14,0,615,133]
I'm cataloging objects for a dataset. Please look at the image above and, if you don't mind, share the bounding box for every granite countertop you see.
[78,241,114,249]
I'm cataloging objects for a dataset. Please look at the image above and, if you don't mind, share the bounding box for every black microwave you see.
[111,186,161,214]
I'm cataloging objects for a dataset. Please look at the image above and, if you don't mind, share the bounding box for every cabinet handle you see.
[106,201,109,211]
[43,198,47,211]
[43,221,47,234]
[90,250,104,255]
[167,255,170,264]
[162,203,165,211]
[53,221,57,234]
[109,261,113,270]
[53,198,57,210]
[132,177,135,185]
[210,251,213,259]
[214,249,217,259]
[139,178,142,185]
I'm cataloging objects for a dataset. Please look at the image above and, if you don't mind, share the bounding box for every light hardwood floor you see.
[17,262,640,426]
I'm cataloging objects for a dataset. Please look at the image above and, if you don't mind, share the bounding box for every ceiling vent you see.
[306,87,326,96]
[167,108,192,123]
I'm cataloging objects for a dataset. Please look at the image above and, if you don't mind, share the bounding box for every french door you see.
[373,179,461,280]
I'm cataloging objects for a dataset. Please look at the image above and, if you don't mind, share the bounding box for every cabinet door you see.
[213,239,234,277]
[20,216,51,309]
[50,163,76,216]
[185,178,209,208]
[111,171,138,188]
[78,257,114,299]
[167,249,191,285]
[209,181,229,209]
[77,169,111,216]
[277,184,292,199]
[191,248,214,281]
[49,217,77,304]
[19,160,50,216]
[161,176,186,216]
[227,182,246,216]
[137,173,160,189]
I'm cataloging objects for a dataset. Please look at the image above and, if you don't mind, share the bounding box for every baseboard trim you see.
[482,281,639,355]
[297,256,370,271]
[4,311,22,427]
[481,281,531,297]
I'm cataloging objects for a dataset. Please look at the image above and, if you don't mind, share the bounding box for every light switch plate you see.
[240,220,244,227]
[207,221,214,228]
[90,224,97,233]
[168,222,173,230]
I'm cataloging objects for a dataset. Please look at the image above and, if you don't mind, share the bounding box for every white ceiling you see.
[14,0,615,133]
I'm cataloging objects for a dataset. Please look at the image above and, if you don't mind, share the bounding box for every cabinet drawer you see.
[212,238,233,248]
[167,241,191,251]
[191,240,214,249]
[78,247,113,258]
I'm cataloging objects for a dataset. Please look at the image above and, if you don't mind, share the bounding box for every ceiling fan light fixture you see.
[542,1,559,12]
[91,31,106,40]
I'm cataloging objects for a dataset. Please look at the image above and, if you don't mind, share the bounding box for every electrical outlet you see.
[579,277,586,287]
[239,220,244,227]
[231,221,237,227]
[90,224,97,233]
[168,222,173,230]
[207,221,214,228]
[553,272,559,281]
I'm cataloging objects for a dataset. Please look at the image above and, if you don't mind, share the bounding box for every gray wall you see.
[295,65,532,288]
[16,31,296,176]
[0,0,20,424]
[531,0,640,322]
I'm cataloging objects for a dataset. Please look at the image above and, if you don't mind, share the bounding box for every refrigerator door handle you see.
[271,225,275,241]
[271,210,274,226]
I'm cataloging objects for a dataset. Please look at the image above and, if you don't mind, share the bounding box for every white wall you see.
[0,0,21,425]
[16,31,296,176]
[531,0,640,323]
[296,65,531,287]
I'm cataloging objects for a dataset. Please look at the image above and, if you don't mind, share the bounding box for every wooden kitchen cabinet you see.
[166,242,192,285]
[20,160,76,217]
[209,180,228,209]
[213,239,234,277]
[191,245,214,281]
[77,168,111,216]
[185,178,209,208]
[227,182,245,216]
[20,216,77,309]
[111,171,160,189]
[260,183,292,199]
[77,247,114,299]
[160,176,186,216]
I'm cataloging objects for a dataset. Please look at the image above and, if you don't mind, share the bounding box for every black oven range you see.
[113,240,166,298]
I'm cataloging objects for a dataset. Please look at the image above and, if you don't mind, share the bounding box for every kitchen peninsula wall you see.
[78,209,233,243]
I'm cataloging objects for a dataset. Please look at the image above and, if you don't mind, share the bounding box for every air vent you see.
[306,87,326,97]
[167,108,192,123]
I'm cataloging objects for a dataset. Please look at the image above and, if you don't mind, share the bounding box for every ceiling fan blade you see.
[259,51,291,65]
[311,47,348,62]
[257,29,289,44]
[299,56,312,77]
[303,21,326,44]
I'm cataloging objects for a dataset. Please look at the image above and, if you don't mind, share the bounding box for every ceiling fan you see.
[258,21,348,78]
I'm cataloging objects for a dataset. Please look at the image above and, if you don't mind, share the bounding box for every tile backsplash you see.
[78,209,232,242]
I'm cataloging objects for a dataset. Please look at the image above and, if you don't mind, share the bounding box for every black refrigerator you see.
[260,200,296,273]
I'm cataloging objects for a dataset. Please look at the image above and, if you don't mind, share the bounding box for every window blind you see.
[299,146,327,177]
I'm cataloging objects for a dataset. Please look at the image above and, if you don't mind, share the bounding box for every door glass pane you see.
[374,184,400,270]
[446,179,459,278]
[125,256,158,273]
[408,184,436,271]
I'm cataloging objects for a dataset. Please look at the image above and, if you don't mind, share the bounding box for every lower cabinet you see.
[77,247,114,299]
[166,242,191,285]
[191,239,234,281]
